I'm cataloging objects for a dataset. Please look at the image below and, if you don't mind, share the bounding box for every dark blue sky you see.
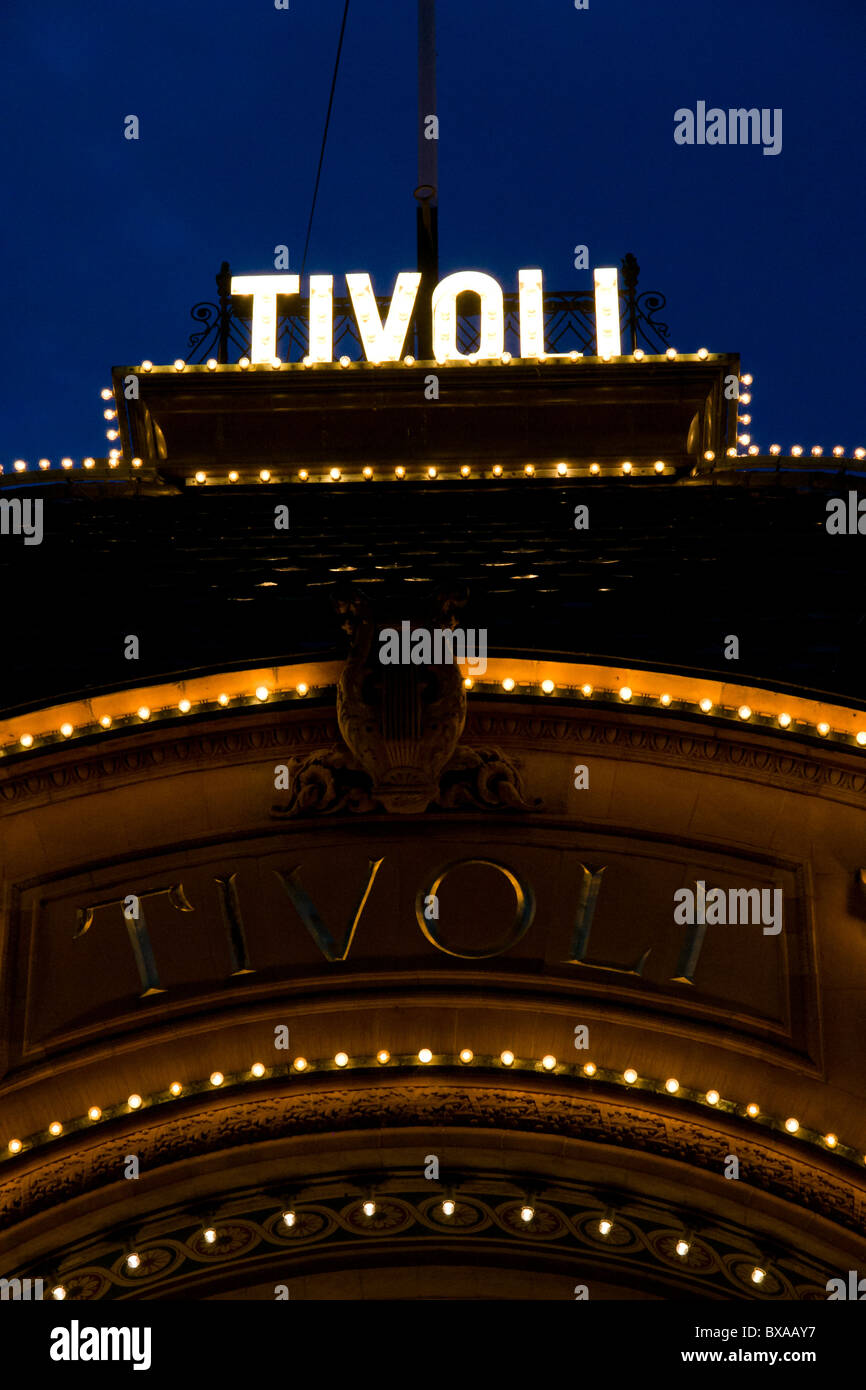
[2,0,864,465]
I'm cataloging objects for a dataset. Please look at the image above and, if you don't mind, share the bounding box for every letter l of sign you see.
[275,859,385,961]
[563,864,651,974]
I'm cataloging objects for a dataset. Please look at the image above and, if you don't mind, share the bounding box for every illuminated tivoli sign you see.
[229,267,623,364]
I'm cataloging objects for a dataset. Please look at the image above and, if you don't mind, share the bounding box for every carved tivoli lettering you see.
[275,859,385,961]
[74,884,194,997]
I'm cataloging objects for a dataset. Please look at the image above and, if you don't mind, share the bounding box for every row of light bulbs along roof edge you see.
[6,452,866,476]
[5,680,866,756]
[5,1051,858,1181]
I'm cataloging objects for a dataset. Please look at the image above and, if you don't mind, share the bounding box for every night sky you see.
[2,0,864,466]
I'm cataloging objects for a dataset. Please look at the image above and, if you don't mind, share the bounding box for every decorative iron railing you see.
[186,254,670,364]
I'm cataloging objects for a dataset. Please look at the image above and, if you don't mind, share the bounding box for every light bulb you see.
[699,698,712,713]
[581,684,593,696]
[623,1068,637,1084]
[20,734,33,748]
[271,357,281,369]
[746,1103,759,1117]
[209,1072,224,1087]
[778,712,791,728]
[654,460,665,473]
[376,1050,390,1064]
[251,1063,265,1078]
[203,1227,217,1244]
[427,466,437,479]
[665,1078,679,1094]
[542,1055,556,1070]
[255,686,269,701]
[791,445,803,457]
[541,679,555,694]
[738,705,752,720]
[259,469,271,482]
[137,707,150,720]
[706,1090,720,1105]
[174,359,185,371]
[52,1286,67,1300]
[38,458,51,469]
[633,348,644,361]
[228,470,239,482]
[817,722,830,737]
[84,457,96,467]
[666,347,677,360]
[500,1050,515,1066]
[502,677,515,692]
[703,450,715,461]
[127,1094,142,1110]
[557,462,568,476]
[239,357,250,369]
[660,693,671,706]
[169,1082,182,1096]
[363,1200,376,1217]
[520,1205,534,1223]
[583,1062,596,1076]
[785,1117,799,1133]
[599,1218,612,1235]
[395,466,405,479]
[833,446,844,457]
[339,355,350,368]
[464,678,474,690]
[418,1048,433,1064]
[769,444,781,455]
[218,693,229,706]
[141,360,152,372]
[283,1210,296,1227]
[825,1133,838,1148]
[589,463,600,475]
[524,464,535,476]
[178,698,191,713]
[88,1107,101,1122]
[293,1057,307,1071]
[751,1267,766,1284]
[298,469,309,480]
[330,467,341,481]
[60,723,73,737]
[403,354,415,365]
[49,1122,62,1136]
[459,1049,474,1063]
[8,1139,22,1154]
[619,687,632,701]
[856,732,866,747]
[492,465,503,477]
[207,358,217,370]
[442,1198,456,1216]
[697,347,709,359]
[127,1253,141,1269]
[334,1052,348,1067]
[296,683,308,696]
[460,464,471,477]
[676,1239,690,1257]
[621,461,632,474]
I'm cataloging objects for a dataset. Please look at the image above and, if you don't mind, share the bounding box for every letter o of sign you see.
[415,859,535,959]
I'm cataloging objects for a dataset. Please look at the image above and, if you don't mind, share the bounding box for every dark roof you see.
[2,476,862,714]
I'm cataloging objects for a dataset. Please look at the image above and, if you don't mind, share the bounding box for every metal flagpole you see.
[415,0,439,359]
